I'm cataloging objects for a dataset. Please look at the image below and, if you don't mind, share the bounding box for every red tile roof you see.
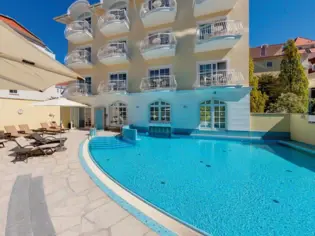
[0,14,46,47]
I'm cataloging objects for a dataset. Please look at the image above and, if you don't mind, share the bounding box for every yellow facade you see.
[0,98,71,131]
[58,0,249,93]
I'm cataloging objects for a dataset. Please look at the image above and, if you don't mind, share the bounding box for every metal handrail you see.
[196,20,243,43]
[140,33,177,52]
[97,80,127,94]
[64,82,92,96]
[65,20,92,37]
[65,49,91,65]
[140,0,177,17]
[193,70,244,88]
[97,42,128,60]
[140,75,177,91]
[98,9,130,29]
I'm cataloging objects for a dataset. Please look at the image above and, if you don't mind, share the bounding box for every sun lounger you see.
[40,123,62,134]
[0,131,7,148]
[18,124,41,135]
[31,133,67,146]
[4,126,30,138]
[13,137,60,162]
[50,121,69,132]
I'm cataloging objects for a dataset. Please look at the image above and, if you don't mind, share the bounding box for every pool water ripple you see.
[89,136,315,236]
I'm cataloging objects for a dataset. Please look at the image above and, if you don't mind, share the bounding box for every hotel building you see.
[54,0,250,133]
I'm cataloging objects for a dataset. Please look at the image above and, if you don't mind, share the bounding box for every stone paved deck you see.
[0,131,158,236]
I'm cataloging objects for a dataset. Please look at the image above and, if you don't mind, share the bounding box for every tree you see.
[249,58,268,112]
[279,39,309,108]
[258,73,282,106]
[268,93,307,113]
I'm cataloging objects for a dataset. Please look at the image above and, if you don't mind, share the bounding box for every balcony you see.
[97,42,129,65]
[65,20,93,44]
[140,75,177,92]
[97,80,127,94]
[65,49,93,69]
[140,0,177,28]
[63,82,92,97]
[193,70,244,89]
[98,9,130,36]
[195,20,243,53]
[140,33,177,60]
[193,0,238,17]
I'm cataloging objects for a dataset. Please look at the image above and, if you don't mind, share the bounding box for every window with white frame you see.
[148,0,170,10]
[150,100,171,123]
[200,100,226,129]
[148,30,170,45]
[149,67,170,89]
[109,101,127,126]
[109,40,127,53]
[9,90,18,95]
[78,12,92,25]
[198,61,227,86]
[84,108,92,127]
[109,72,127,91]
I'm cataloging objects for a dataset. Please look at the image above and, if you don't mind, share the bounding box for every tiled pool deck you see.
[0,130,158,236]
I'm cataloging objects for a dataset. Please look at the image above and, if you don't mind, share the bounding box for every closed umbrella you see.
[0,21,83,91]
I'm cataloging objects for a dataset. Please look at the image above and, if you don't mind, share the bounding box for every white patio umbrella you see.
[32,98,88,149]
[0,21,83,91]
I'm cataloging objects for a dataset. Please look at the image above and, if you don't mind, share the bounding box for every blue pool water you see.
[89,136,315,236]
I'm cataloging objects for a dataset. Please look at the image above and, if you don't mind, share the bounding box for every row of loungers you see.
[0,123,68,162]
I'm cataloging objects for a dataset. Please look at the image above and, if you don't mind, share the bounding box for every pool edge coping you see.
[79,138,204,236]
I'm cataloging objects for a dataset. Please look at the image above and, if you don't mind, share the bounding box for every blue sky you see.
[1,0,314,62]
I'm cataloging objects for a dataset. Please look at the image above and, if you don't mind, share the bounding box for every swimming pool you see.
[89,135,315,236]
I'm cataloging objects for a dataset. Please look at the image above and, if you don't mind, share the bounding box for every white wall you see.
[0,85,62,101]
[93,87,251,131]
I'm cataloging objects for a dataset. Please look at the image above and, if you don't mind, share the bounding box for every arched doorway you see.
[150,100,171,123]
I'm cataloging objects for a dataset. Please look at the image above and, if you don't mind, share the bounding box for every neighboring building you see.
[250,37,315,100]
[54,0,250,132]
[0,14,61,100]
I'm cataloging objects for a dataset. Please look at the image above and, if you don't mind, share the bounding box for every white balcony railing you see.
[196,20,243,43]
[140,0,177,17]
[140,75,177,91]
[65,49,92,67]
[193,70,244,88]
[64,20,92,39]
[97,42,128,61]
[140,33,177,52]
[98,9,129,29]
[63,82,92,97]
[97,80,127,94]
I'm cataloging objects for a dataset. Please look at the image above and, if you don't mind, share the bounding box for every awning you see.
[0,21,83,91]
[32,97,88,107]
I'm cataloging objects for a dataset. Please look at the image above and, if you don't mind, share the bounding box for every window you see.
[198,61,227,86]
[109,101,127,126]
[84,108,92,127]
[261,45,267,57]
[85,77,92,94]
[148,0,170,10]
[109,40,127,53]
[311,88,315,99]
[200,100,226,129]
[149,67,170,88]
[109,72,127,91]
[78,12,92,25]
[148,30,170,45]
[150,100,171,123]
[9,90,18,95]
[198,20,227,40]
[266,61,273,68]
